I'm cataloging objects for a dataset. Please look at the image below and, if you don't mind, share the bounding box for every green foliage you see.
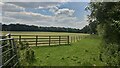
[101,43,119,66]
[19,42,35,66]
[80,21,98,34]
[19,41,29,50]
[80,25,91,34]
[19,42,25,50]
[96,24,105,37]
[87,2,120,66]
[2,41,8,52]
[19,47,35,65]
[24,47,35,62]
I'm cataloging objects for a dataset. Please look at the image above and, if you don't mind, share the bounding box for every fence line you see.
[9,35,70,46]
[7,34,85,46]
[1,34,87,46]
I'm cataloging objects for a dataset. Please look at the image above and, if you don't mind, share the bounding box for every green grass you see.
[19,35,105,66]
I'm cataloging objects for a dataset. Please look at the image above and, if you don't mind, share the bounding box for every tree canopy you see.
[87,2,120,66]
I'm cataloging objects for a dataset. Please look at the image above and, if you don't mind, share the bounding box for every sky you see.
[0,1,90,29]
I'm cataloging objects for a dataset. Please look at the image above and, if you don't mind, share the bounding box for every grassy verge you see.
[19,35,105,66]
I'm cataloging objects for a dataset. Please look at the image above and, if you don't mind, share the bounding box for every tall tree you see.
[87,2,120,66]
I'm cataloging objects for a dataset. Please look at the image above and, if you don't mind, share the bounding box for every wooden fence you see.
[9,35,70,46]
[8,34,86,46]
[0,35,18,67]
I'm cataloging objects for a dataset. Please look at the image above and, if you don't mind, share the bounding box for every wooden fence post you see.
[79,36,80,40]
[49,36,51,46]
[8,34,12,47]
[75,36,77,42]
[59,36,61,45]
[75,36,76,42]
[72,36,73,43]
[77,36,78,41]
[76,36,77,41]
[8,34,12,58]
[8,34,11,48]
[36,36,38,46]
[19,35,21,43]
[8,34,11,38]
[67,36,69,45]
[71,36,72,43]
[74,36,75,43]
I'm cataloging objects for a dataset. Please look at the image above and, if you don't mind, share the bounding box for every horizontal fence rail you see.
[8,34,87,46]
[10,35,71,46]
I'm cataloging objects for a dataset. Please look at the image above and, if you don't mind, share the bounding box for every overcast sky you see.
[1,1,90,29]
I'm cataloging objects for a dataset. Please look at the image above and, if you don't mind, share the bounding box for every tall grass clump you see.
[18,41,35,66]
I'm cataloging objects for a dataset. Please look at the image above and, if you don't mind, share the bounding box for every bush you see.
[24,47,35,62]
[19,41,29,50]
[18,41,35,65]
[100,43,120,66]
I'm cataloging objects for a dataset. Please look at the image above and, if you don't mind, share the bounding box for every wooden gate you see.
[0,35,18,67]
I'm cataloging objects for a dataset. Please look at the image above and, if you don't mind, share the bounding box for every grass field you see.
[1,31,88,38]
[1,31,105,66]
[2,31,89,36]
[19,35,105,66]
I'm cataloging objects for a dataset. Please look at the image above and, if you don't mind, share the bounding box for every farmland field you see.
[2,31,89,36]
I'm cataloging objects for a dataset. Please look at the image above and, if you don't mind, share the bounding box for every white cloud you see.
[3,11,88,29]
[3,11,52,21]
[75,15,89,29]
[50,6,75,16]
[55,8,75,16]
[2,2,88,29]
[8,2,60,9]
[3,0,71,2]
[49,6,59,13]
[2,3,25,12]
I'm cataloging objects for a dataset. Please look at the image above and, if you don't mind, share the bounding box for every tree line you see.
[2,23,86,33]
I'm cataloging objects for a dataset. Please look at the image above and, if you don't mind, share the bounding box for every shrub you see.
[100,43,120,66]
[19,41,29,50]
[24,47,35,62]
[18,41,35,65]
